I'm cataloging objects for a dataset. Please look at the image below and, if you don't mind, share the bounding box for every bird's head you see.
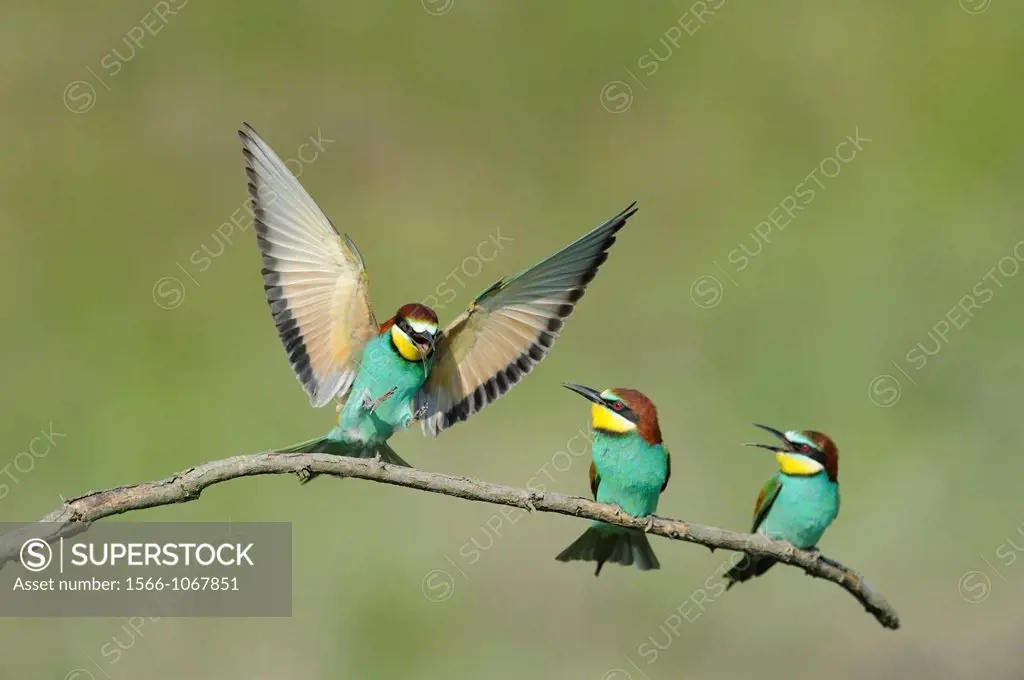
[745,424,839,482]
[388,303,439,362]
[562,383,662,444]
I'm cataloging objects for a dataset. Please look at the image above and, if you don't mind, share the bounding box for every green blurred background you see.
[2,0,1023,677]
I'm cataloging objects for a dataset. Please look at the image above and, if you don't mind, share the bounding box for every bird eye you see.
[800,444,811,453]
[612,402,624,411]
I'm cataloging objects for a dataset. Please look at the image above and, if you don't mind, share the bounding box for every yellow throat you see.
[591,403,636,434]
[776,451,823,476]
[391,324,422,362]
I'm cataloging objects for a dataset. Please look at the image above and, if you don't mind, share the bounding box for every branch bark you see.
[0,452,900,629]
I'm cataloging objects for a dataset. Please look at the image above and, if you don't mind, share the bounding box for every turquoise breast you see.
[591,432,668,518]
[336,335,430,443]
[760,474,839,548]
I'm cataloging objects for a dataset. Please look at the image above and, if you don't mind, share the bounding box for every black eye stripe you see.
[603,400,639,423]
[803,448,827,465]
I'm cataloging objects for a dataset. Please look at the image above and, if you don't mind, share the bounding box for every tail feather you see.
[375,442,411,467]
[556,525,659,576]
[724,555,776,590]
[275,436,411,484]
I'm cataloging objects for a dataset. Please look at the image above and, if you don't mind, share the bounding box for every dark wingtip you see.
[618,201,639,223]
[603,201,638,236]
[239,121,259,142]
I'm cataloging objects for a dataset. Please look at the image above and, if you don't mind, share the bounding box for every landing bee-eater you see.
[556,384,670,575]
[725,424,840,589]
[238,124,636,470]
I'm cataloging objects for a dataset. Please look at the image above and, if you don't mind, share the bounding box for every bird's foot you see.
[643,515,655,533]
[296,467,315,485]
[363,387,397,414]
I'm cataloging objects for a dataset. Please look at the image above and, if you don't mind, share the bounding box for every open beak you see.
[562,383,604,406]
[412,332,435,355]
[743,423,793,452]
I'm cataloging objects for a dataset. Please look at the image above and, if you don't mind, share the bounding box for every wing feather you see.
[589,461,601,499]
[239,123,378,407]
[752,475,783,533]
[661,449,671,493]
[415,203,637,436]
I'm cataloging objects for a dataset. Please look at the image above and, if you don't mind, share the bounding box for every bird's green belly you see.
[760,476,839,548]
[592,436,667,518]
[334,339,429,444]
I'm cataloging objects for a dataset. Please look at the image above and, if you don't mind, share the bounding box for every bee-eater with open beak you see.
[725,424,840,588]
[239,124,636,471]
[555,384,670,575]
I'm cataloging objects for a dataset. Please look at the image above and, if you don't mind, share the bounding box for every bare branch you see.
[0,452,900,629]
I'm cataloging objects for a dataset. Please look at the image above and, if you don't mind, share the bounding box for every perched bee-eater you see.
[555,384,670,575]
[238,124,636,470]
[725,424,840,589]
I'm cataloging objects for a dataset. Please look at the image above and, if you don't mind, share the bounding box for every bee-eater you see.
[238,124,636,470]
[555,384,670,575]
[725,424,840,588]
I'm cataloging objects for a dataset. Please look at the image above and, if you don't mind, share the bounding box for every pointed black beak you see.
[412,331,436,355]
[743,423,792,452]
[562,383,604,406]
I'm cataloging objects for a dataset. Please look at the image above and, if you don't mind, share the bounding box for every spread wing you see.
[414,203,637,436]
[751,475,783,533]
[589,461,600,499]
[240,123,378,407]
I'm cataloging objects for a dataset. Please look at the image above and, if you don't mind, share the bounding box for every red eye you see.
[800,444,811,453]
[613,402,624,411]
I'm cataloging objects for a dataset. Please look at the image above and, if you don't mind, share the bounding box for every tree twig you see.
[0,452,900,629]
